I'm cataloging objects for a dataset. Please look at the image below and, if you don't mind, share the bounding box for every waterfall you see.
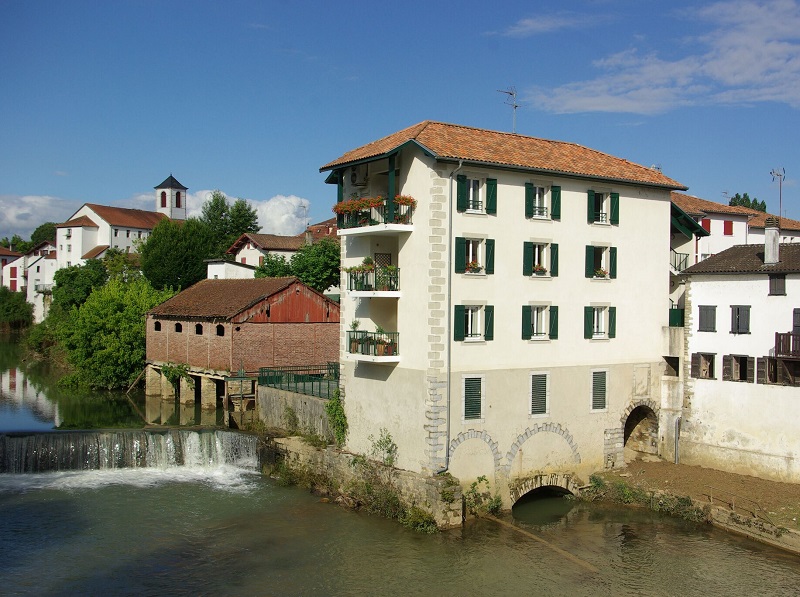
[0,429,259,474]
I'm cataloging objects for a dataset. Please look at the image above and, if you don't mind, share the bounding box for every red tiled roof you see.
[685,243,800,275]
[0,247,22,257]
[82,245,110,259]
[57,215,98,228]
[671,192,800,232]
[321,121,687,190]
[298,218,338,242]
[76,204,166,229]
[226,233,305,255]
[745,211,800,232]
[149,277,298,319]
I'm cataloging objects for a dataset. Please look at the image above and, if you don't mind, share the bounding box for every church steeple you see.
[154,174,187,220]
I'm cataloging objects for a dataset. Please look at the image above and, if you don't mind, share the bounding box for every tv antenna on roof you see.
[497,87,519,133]
[770,167,786,227]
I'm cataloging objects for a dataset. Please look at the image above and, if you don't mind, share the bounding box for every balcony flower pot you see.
[533,266,548,276]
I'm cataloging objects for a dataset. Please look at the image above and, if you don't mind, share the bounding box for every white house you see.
[225,218,339,267]
[1,241,56,294]
[0,247,22,289]
[680,218,800,483]
[320,121,688,503]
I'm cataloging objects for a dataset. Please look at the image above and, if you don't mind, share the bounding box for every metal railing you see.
[258,363,340,400]
[594,211,608,223]
[347,331,400,357]
[339,200,414,229]
[531,205,548,217]
[34,283,53,293]
[705,484,776,526]
[671,249,689,272]
[347,267,400,291]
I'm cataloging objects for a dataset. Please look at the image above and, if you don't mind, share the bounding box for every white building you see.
[1,241,56,294]
[680,218,800,483]
[320,121,688,502]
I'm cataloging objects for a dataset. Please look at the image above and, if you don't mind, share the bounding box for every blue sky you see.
[1,0,799,240]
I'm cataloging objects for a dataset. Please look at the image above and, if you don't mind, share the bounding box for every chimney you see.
[305,229,313,246]
[765,216,780,265]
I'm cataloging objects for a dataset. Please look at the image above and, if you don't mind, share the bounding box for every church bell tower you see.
[154,174,187,220]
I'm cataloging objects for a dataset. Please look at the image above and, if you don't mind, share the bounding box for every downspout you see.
[674,416,681,464]
[442,160,464,472]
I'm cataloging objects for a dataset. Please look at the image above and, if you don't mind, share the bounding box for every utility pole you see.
[497,87,519,133]
[770,168,786,228]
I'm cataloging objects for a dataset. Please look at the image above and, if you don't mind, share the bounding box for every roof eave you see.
[320,140,434,178]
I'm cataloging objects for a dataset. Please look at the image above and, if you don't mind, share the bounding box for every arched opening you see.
[176,191,181,208]
[175,322,183,333]
[195,323,203,335]
[623,405,659,462]
[512,485,575,527]
[216,324,225,337]
[154,321,161,331]
[161,191,167,208]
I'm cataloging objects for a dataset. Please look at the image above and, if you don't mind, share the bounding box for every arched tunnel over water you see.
[512,485,575,527]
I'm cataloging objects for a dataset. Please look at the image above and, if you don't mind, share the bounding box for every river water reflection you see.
[2,338,800,595]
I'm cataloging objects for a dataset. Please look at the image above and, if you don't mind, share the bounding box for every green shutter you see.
[609,306,616,338]
[549,305,558,339]
[454,305,465,341]
[486,178,497,214]
[585,245,594,278]
[550,243,559,277]
[455,237,466,273]
[592,371,606,409]
[530,374,547,415]
[523,242,533,276]
[587,190,595,223]
[551,186,561,220]
[464,377,482,419]
[525,183,534,218]
[522,305,532,340]
[584,306,593,339]
[485,239,495,274]
[484,305,494,341]
[457,175,467,212]
[609,246,617,279]
[610,193,620,225]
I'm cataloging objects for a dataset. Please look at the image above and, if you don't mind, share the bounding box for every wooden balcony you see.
[775,332,800,359]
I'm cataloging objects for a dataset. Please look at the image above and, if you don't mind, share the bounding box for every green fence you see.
[258,363,340,400]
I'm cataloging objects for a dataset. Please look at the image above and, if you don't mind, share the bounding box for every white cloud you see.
[0,194,80,240]
[525,0,800,114]
[500,13,597,36]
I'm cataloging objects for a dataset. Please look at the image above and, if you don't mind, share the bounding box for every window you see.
[65,229,71,239]
[195,324,203,335]
[587,190,619,224]
[698,305,716,332]
[456,175,497,214]
[523,242,558,277]
[67,244,71,252]
[154,321,161,331]
[241,257,247,265]
[730,305,750,334]
[126,230,131,238]
[455,237,494,274]
[175,323,183,333]
[530,373,549,416]
[137,231,142,239]
[769,274,786,296]
[216,324,225,337]
[723,220,733,236]
[723,354,754,382]
[524,184,560,220]
[584,306,616,339]
[522,305,558,340]
[585,246,617,278]
[591,370,607,410]
[161,191,167,208]
[454,304,494,341]
[701,218,711,233]
[36,266,40,273]
[176,191,182,208]
[690,352,716,379]
[463,375,484,420]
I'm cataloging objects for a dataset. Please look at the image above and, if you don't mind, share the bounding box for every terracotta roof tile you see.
[226,233,306,255]
[57,215,98,228]
[149,277,298,319]
[0,247,22,257]
[671,192,755,217]
[80,204,166,229]
[82,245,110,259]
[300,217,338,242]
[321,120,687,190]
[745,211,800,232]
[684,244,800,275]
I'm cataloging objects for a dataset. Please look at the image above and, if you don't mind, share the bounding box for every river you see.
[1,338,799,595]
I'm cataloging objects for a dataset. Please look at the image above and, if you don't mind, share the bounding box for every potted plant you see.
[349,320,360,353]
[533,264,548,276]
[594,268,609,278]
[466,260,483,274]
[375,325,387,356]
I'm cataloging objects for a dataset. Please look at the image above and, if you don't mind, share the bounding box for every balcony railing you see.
[337,199,414,230]
[347,267,400,292]
[34,283,53,294]
[775,332,800,358]
[347,331,400,357]
[594,211,608,223]
[671,249,689,272]
[258,363,339,400]
[531,205,548,218]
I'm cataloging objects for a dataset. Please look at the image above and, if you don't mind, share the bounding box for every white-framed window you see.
[531,306,548,338]
[523,241,557,277]
[585,245,616,278]
[530,372,549,416]
[463,374,485,421]
[531,185,547,217]
[114,229,119,237]
[458,174,497,215]
[591,369,608,411]
[456,237,494,275]
[593,191,609,223]
[593,307,606,337]
[126,230,131,238]
[584,305,615,339]
[464,305,482,339]
[67,244,71,253]
[455,304,494,342]
[465,238,483,273]
[466,178,482,212]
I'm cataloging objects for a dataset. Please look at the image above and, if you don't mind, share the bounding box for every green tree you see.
[52,259,108,312]
[289,238,340,292]
[0,286,33,328]
[140,218,214,290]
[254,253,293,278]
[1,234,31,253]
[30,222,58,246]
[102,248,142,282]
[228,198,260,238]
[200,191,260,256]
[58,278,176,389]
[729,192,766,212]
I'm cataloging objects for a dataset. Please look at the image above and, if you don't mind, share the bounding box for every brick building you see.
[145,277,340,406]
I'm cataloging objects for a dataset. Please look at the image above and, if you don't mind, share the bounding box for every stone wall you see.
[257,386,333,441]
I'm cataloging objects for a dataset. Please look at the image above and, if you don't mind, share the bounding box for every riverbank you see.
[596,458,800,554]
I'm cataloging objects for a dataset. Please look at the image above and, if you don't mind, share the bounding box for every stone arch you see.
[621,399,659,461]
[509,472,582,504]
[449,429,502,471]
[502,422,582,474]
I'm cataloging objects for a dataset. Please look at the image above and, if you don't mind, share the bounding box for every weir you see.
[0,429,259,474]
